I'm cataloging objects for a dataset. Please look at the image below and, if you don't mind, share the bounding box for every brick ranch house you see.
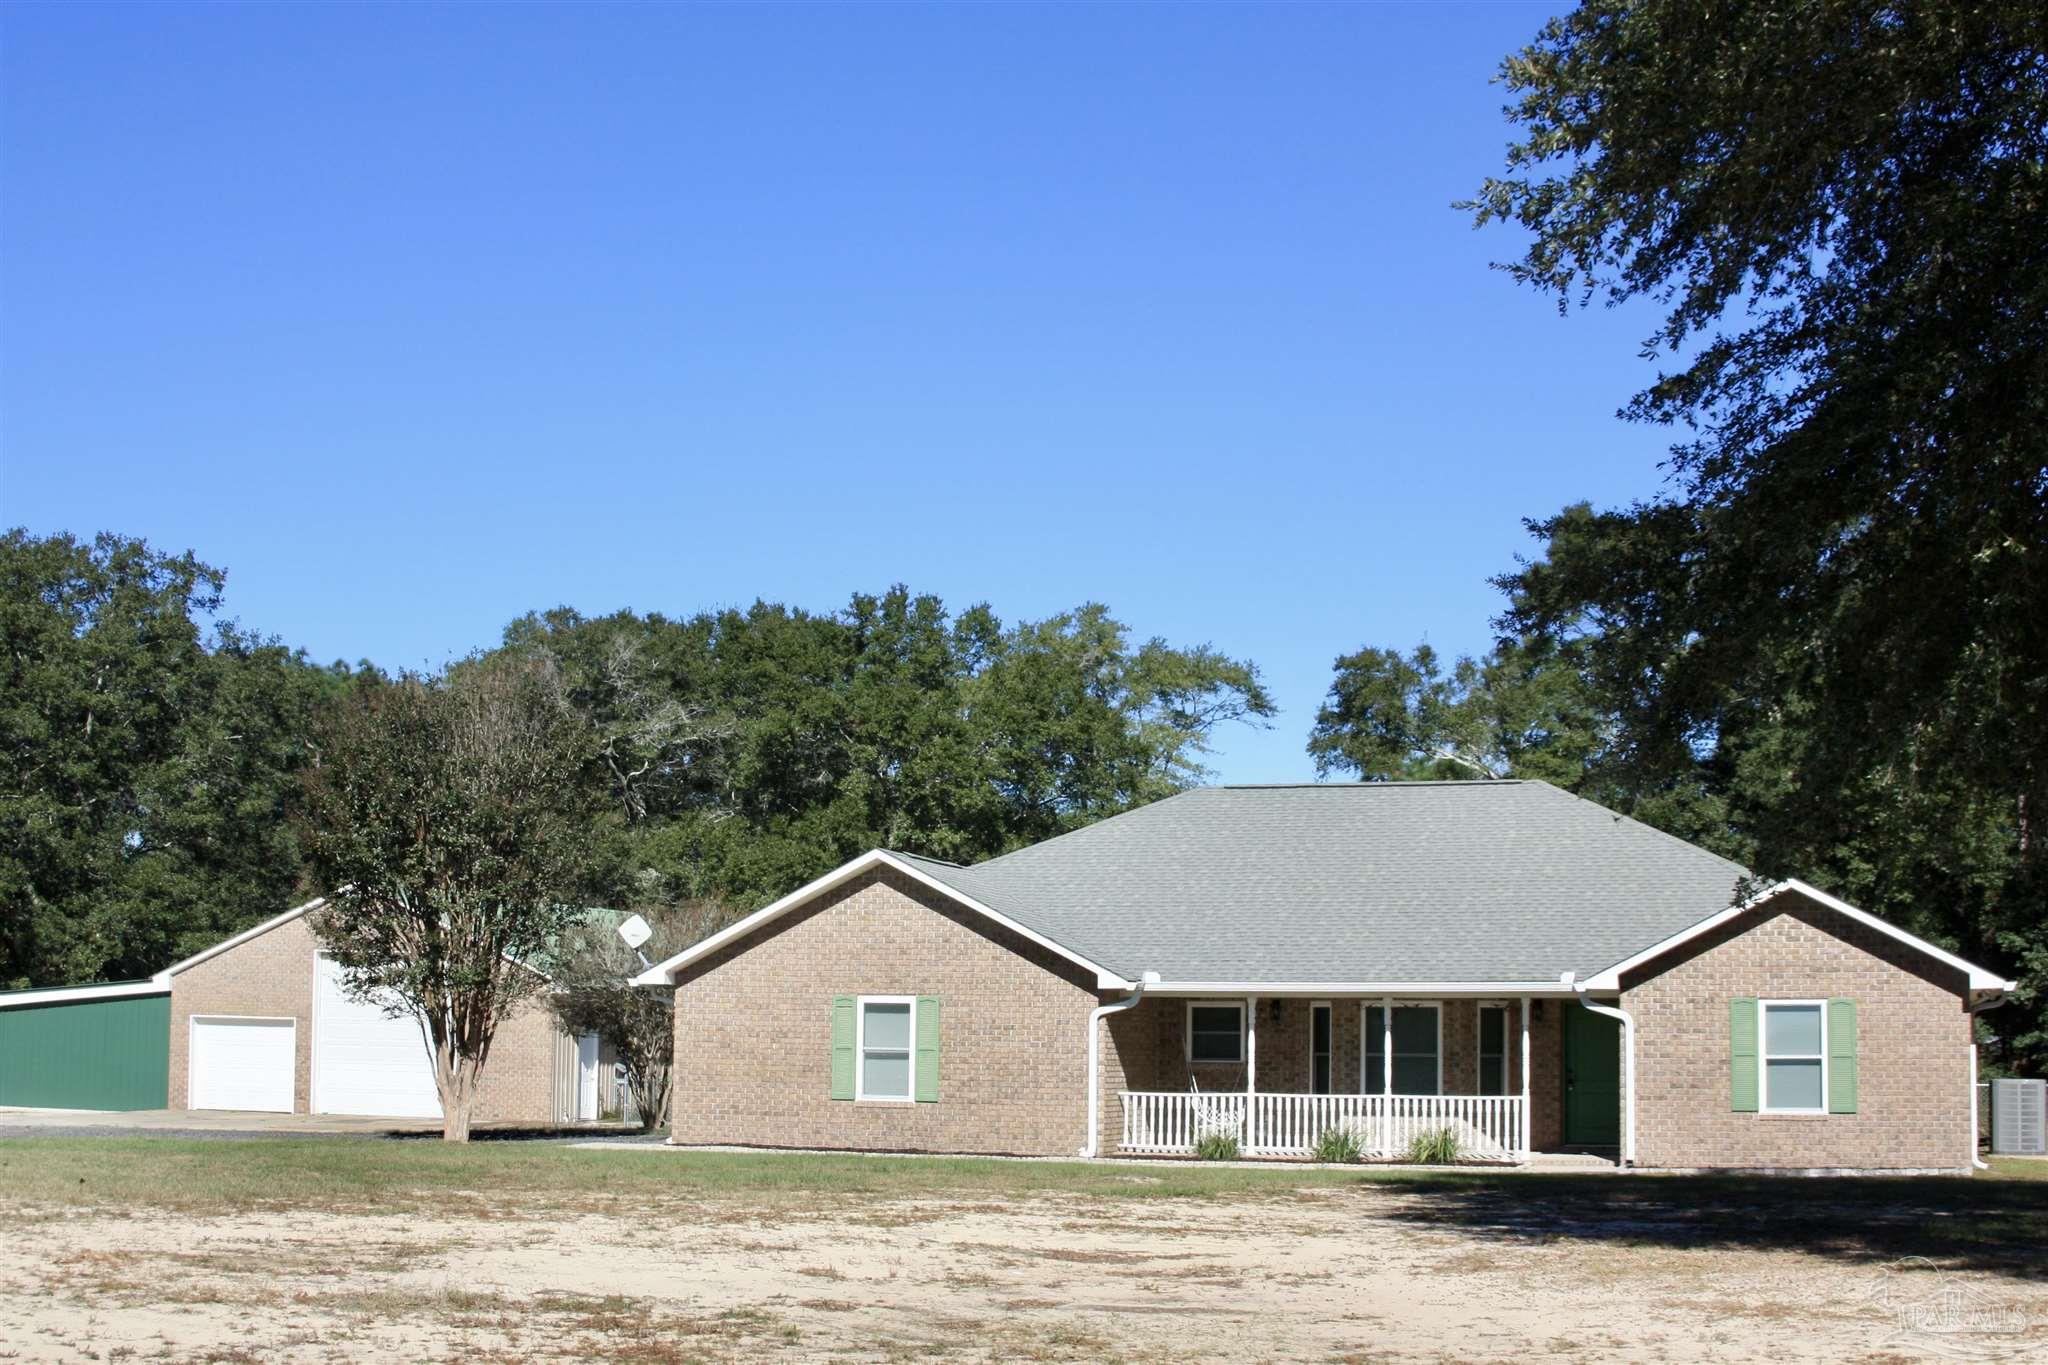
[635,781,2017,1173]
[0,898,613,1124]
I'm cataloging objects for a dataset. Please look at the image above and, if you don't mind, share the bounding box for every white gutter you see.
[1081,971,1157,1158]
[1966,992,2010,1172]
[1567,972,1637,1168]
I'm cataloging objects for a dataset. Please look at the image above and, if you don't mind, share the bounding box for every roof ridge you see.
[889,850,966,869]
[1214,779,1528,790]
[1523,779,1752,880]
[969,788,1203,870]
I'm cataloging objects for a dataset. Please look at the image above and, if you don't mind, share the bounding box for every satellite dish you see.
[617,914,653,951]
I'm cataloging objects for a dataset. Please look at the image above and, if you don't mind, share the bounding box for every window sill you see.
[853,1097,917,1106]
[1758,1111,1830,1120]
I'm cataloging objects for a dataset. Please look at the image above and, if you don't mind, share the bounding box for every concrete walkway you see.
[573,1140,1621,1172]
[0,1106,635,1141]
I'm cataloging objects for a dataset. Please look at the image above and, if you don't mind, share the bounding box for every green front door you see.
[1562,1004,1621,1147]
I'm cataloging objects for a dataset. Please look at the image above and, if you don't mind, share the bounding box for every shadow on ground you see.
[1357,1170,2048,1280]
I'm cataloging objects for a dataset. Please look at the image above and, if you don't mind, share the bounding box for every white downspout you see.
[1082,972,1156,1158]
[1569,973,1637,1168]
[1966,993,2008,1172]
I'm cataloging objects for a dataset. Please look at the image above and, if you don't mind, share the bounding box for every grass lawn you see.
[0,1137,2042,1264]
[2,1139,2042,1361]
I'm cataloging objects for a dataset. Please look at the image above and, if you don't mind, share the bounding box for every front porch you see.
[1120,1089,1529,1160]
[1104,993,1609,1162]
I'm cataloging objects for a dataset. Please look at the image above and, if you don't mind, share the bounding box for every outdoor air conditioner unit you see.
[1990,1077,2046,1156]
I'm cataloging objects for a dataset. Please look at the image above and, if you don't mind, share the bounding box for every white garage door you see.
[312,956,441,1118]
[189,1017,296,1112]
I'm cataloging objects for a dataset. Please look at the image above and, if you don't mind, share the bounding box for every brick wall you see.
[1623,896,1974,1171]
[671,869,1100,1156]
[168,910,566,1123]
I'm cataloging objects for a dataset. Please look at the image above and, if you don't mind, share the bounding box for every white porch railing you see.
[1119,1091,1526,1162]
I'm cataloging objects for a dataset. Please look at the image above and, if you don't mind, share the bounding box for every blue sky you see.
[1,2,1671,784]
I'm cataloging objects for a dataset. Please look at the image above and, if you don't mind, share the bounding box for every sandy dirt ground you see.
[2,1185,2043,1362]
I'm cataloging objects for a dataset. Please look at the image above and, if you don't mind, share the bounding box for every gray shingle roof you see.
[892,781,1751,984]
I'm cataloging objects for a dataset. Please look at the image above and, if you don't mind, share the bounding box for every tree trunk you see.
[635,1058,672,1133]
[433,1040,481,1143]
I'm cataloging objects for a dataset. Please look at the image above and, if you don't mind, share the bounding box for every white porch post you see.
[1519,996,1532,1162]
[1245,995,1258,1153]
[1381,996,1393,1096]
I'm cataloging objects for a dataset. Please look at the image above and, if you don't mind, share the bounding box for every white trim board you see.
[631,849,1133,991]
[1146,982,1580,998]
[1581,879,2017,993]
[0,979,169,1009]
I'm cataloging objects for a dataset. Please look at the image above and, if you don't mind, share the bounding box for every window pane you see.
[1765,1004,1821,1056]
[1391,1007,1436,1053]
[1366,1057,1384,1093]
[1313,1054,1331,1094]
[863,1002,911,1051]
[863,1050,910,1098]
[1189,1006,1241,1062]
[1312,1007,1331,1054]
[1392,1055,1438,1095]
[1479,1009,1505,1054]
[1766,1058,1823,1110]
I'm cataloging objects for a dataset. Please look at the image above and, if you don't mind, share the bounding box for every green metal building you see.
[0,981,171,1111]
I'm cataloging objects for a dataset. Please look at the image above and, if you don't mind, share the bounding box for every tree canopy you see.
[0,530,360,989]
[502,586,1274,908]
[1461,0,2048,1068]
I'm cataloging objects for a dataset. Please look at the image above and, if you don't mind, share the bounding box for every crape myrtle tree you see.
[545,899,738,1132]
[1466,1,2048,1067]
[300,654,603,1142]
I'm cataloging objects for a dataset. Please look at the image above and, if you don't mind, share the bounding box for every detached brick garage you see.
[5,897,602,1124]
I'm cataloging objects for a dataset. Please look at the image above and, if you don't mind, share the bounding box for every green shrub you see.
[1192,1131,1242,1162]
[1311,1125,1362,1164]
[1403,1126,1464,1165]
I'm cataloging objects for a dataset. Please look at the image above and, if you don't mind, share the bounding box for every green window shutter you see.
[915,996,940,1103]
[830,996,856,1101]
[1827,998,1858,1114]
[1730,997,1759,1112]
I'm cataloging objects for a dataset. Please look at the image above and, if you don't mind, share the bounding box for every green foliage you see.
[1310,1124,1362,1164]
[0,529,363,989]
[1403,1126,1463,1166]
[1192,1131,1242,1162]
[1466,2,2048,1070]
[502,586,1273,909]
[1308,637,1603,785]
[300,655,604,1140]
[546,901,740,1132]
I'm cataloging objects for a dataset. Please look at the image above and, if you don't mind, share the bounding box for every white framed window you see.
[1186,1001,1245,1064]
[855,996,916,1102]
[1761,999,1827,1114]
[1362,1002,1442,1095]
[1476,1004,1509,1097]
